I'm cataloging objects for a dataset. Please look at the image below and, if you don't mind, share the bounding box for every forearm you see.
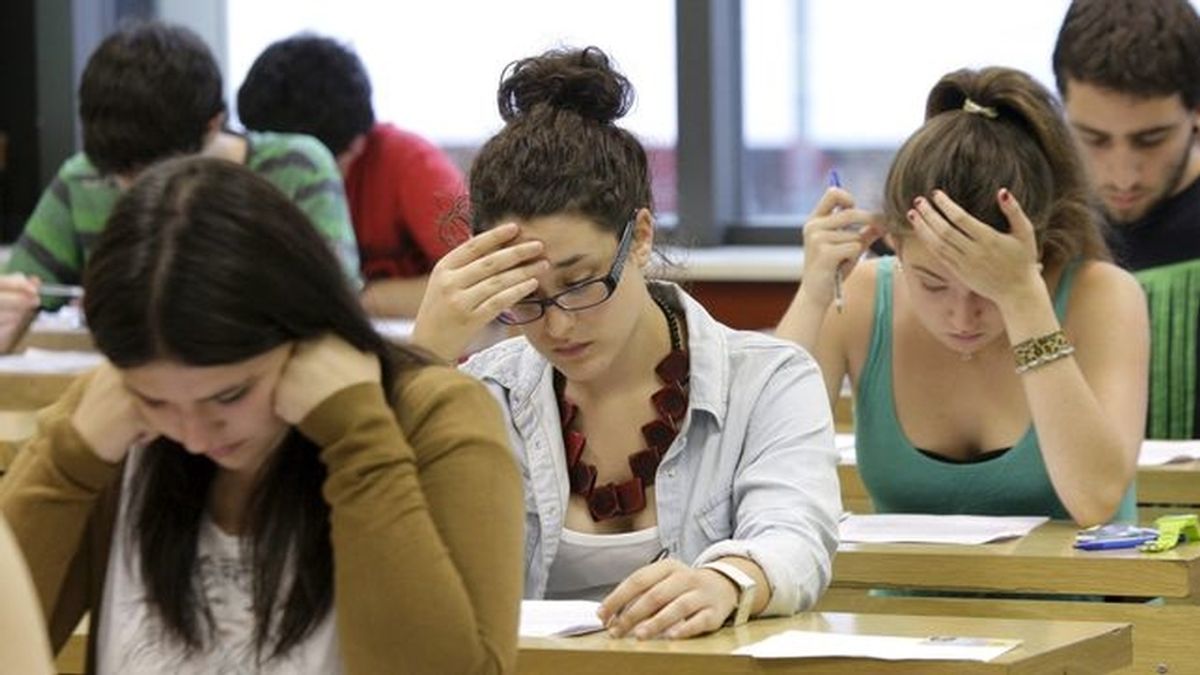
[775,285,828,353]
[1000,286,1136,525]
[360,276,430,318]
[306,380,521,674]
[0,375,116,617]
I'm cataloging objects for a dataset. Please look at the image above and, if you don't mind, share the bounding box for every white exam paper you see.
[1138,440,1200,466]
[0,349,103,374]
[835,433,856,464]
[734,630,1020,662]
[519,600,604,638]
[839,514,1048,545]
[370,318,415,342]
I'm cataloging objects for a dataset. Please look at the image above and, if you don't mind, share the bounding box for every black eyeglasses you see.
[498,217,636,326]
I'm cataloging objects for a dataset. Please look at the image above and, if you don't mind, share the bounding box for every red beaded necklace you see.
[556,294,689,521]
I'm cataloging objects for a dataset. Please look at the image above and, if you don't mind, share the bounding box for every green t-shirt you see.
[5,131,361,288]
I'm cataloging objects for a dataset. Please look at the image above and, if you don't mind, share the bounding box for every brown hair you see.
[85,156,427,661]
[883,67,1109,269]
[1053,0,1200,107]
[467,46,652,238]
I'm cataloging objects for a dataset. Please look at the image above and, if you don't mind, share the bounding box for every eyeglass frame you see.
[497,215,637,326]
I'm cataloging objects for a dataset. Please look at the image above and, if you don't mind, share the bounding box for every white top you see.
[96,450,342,674]
[544,526,662,601]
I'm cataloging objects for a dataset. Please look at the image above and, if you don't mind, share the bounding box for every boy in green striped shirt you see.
[0,21,360,352]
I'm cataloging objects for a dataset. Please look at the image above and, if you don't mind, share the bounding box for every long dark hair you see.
[83,156,426,661]
[883,66,1109,269]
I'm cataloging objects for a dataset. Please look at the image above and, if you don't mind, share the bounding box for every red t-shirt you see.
[343,123,467,279]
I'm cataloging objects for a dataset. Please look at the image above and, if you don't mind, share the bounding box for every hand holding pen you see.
[800,172,882,313]
[0,273,44,352]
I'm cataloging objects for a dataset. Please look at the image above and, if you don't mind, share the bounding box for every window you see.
[741,0,1070,227]
[225,0,678,213]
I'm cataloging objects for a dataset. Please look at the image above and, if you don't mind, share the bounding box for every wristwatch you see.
[700,560,758,626]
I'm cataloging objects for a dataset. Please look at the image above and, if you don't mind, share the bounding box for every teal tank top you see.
[854,257,1137,523]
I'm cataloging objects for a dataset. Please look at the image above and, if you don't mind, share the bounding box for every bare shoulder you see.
[1062,260,1148,329]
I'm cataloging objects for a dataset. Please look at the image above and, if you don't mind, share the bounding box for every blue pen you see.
[1074,535,1158,551]
[1073,525,1158,551]
[828,170,845,313]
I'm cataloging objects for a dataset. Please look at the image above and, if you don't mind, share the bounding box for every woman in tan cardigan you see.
[0,156,523,674]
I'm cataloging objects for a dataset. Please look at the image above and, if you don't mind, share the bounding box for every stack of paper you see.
[30,306,86,331]
[835,433,856,464]
[839,514,1048,545]
[1138,440,1200,466]
[371,318,415,342]
[519,600,604,638]
[0,349,103,374]
[734,630,1020,662]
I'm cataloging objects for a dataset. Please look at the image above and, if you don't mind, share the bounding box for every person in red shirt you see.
[238,34,467,317]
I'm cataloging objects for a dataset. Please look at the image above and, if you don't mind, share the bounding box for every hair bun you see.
[497,46,633,124]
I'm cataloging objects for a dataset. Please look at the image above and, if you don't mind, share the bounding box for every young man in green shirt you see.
[0,21,360,352]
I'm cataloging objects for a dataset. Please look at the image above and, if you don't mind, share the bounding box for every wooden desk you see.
[1138,460,1200,511]
[834,521,1200,599]
[54,611,1131,675]
[823,521,1200,674]
[16,327,94,352]
[0,372,76,410]
[519,612,1130,674]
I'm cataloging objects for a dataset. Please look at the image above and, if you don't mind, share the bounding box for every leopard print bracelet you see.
[1013,329,1075,374]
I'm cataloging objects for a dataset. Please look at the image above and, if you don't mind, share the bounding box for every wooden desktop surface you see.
[835,521,1200,599]
[826,521,1200,674]
[0,372,76,411]
[518,611,1130,674]
[55,612,1130,675]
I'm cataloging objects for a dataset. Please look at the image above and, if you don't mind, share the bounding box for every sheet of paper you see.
[1138,440,1200,466]
[371,318,415,342]
[734,630,1020,662]
[519,600,605,638]
[835,433,856,464]
[30,306,86,332]
[839,514,1048,545]
[0,349,103,374]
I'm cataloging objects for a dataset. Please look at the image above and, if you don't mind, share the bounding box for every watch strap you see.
[699,560,757,626]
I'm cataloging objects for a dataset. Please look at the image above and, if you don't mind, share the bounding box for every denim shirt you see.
[461,283,841,616]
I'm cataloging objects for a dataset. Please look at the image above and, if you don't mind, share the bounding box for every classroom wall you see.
[0,0,152,244]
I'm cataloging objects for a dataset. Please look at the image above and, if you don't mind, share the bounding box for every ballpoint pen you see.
[37,283,84,299]
[828,170,845,313]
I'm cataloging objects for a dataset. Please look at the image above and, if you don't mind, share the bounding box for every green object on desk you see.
[1140,514,1200,553]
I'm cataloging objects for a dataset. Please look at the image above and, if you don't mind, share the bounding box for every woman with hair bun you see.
[413,47,840,640]
[776,66,1148,527]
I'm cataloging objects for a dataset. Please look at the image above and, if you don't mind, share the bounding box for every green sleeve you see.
[4,156,105,286]
[249,133,363,287]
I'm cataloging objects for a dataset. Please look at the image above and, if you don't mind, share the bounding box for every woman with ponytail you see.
[776,67,1148,527]
[413,47,840,640]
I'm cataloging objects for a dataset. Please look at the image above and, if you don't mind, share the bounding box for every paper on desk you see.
[371,318,415,342]
[839,514,1048,545]
[835,433,856,464]
[1138,440,1200,466]
[30,306,86,331]
[734,630,1020,662]
[0,348,103,374]
[519,600,605,637]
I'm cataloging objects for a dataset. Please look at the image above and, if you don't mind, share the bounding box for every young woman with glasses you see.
[411,47,840,640]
